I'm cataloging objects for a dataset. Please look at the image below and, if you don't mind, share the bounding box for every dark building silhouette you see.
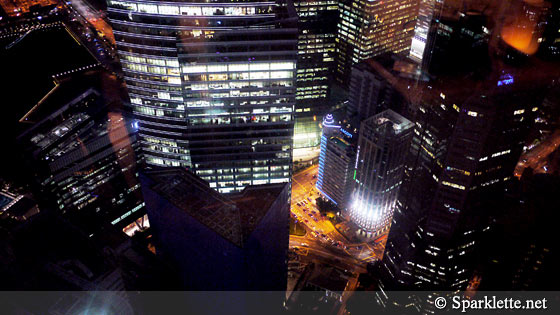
[422,8,491,76]
[17,71,147,240]
[0,211,129,295]
[348,56,422,122]
[285,262,349,314]
[374,56,559,312]
[0,190,39,222]
[539,0,560,59]
[140,168,291,291]
[478,172,560,291]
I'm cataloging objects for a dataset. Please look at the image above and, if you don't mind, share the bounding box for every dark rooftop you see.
[143,168,287,247]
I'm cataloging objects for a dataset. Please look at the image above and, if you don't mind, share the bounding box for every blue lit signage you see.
[497,74,514,87]
[323,114,341,128]
[340,128,353,138]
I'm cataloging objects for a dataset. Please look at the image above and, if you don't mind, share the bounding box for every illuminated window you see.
[441,181,466,190]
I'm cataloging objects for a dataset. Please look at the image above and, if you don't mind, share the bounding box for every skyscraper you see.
[292,0,338,153]
[17,72,147,239]
[540,0,560,58]
[316,113,356,207]
[376,63,558,312]
[336,0,420,86]
[294,0,338,108]
[107,0,298,193]
[409,0,443,63]
[140,167,290,291]
[349,109,413,237]
[348,55,422,121]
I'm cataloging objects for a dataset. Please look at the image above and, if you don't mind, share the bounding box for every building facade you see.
[336,0,420,86]
[106,0,298,193]
[17,74,146,239]
[349,109,413,237]
[292,0,339,159]
[316,114,356,207]
[294,0,338,109]
[375,64,556,312]
[348,56,420,122]
[409,0,443,63]
[140,167,291,291]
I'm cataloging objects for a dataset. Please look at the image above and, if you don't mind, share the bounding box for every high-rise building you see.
[17,72,147,239]
[348,55,422,121]
[375,62,558,312]
[409,0,443,63]
[540,0,560,59]
[0,190,39,222]
[316,113,356,207]
[349,109,413,237]
[355,8,560,306]
[106,0,298,193]
[292,0,338,152]
[422,5,490,76]
[478,173,560,291]
[336,0,420,86]
[294,0,338,108]
[140,167,290,291]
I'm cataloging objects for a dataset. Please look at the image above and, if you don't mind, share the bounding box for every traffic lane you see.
[293,200,347,243]
[290,235,373,268]
[291,243,367,274]
[291,235,351,257]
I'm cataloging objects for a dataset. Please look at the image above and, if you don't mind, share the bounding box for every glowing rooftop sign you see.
[323,114,341,128]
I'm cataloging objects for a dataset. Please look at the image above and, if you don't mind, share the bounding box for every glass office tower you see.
[350,109,413,237]
[292,0,338,152]
[107,0,297,193]
[336,0,420,86]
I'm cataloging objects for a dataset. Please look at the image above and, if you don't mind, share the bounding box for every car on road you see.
[304,219,309,223]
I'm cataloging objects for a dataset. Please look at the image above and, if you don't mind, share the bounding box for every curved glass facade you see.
[107,0,298,193]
